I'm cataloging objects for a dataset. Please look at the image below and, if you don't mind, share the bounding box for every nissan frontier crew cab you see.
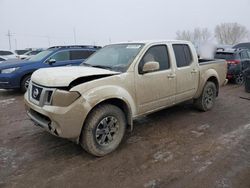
[24,40,227,156]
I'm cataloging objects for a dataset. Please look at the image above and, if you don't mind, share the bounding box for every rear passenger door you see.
[172,44,199,102]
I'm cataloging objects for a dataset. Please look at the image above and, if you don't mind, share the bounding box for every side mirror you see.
[142,61,160,74]
[47,58,56,65]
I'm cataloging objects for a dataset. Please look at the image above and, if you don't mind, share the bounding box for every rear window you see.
[215,53,236,60]
[0,51,13,55]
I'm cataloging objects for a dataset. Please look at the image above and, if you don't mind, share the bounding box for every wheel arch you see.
[77,97,133,144]
[194,70,220,99]
[20,72,32,86]
[207,76,219,96]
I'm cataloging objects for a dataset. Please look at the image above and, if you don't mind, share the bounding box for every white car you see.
[19,50,43,60]
[0,50,18,60]
[0,56,7,63]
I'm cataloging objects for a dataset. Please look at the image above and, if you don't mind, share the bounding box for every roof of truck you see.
[111,40,190,45]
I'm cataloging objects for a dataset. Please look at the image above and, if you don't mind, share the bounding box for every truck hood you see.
[31,66,120,87]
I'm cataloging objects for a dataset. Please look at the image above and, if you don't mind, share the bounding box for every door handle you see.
[191,69,198,73]
[167,74,176,79]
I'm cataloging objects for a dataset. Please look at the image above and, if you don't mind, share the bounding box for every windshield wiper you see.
[91,65,112,70]
[82,62,112,70]
[81,62,92,67]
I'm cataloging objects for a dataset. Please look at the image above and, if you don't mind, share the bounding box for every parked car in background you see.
[24,40,227,156]
[15,49,30,56]
[233,42,250,50]
[0,45,101,92]
[0,50,18,60]
[19,49,44,60]
[216,44,233,51]
[0,56,7,63]
[215,48,250,84]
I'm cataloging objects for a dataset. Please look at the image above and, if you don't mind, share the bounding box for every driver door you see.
[135,45,176,115]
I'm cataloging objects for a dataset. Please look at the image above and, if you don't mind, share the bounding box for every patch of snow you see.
[153,150,173,162]
[0,98,16,106]
[191,130,204,137]
[197,124,210,131]
[144,179,160,188]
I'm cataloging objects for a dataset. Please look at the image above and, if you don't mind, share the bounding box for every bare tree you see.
[176,30,193,42]
[176,27,212,46]
[214,23,249,45]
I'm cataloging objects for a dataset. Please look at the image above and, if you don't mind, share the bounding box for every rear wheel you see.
[80,104,126,157]
[20,75,31,93]
[234,73,244,85]
[194,81,217,111]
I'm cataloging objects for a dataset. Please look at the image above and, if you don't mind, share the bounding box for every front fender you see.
[81,85,136,116]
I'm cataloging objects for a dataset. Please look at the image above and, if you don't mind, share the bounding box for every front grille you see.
[29,82,55,106]
[31,85,43,101]
[46,90,53,103]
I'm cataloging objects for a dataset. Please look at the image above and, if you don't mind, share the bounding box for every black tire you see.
[80,104,126,157]
[20,75,31,93]
[194,81,217,112]
[234,73,244,85]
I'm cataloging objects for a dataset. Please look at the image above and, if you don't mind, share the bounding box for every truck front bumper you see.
[24,92,91,141]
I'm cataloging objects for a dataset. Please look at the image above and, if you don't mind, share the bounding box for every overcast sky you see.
[1,0,250,50]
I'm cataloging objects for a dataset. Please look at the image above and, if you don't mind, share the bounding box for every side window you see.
[139,45,170,73]
[240,51,249,59]
[70,50,94,60]
[173,44,193,67]
[247,51,250,59]
[50,51,70,61]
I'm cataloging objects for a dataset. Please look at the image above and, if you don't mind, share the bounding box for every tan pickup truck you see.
[24,40,227,156]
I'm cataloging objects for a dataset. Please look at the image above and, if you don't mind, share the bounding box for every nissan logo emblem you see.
[33,88,39,98]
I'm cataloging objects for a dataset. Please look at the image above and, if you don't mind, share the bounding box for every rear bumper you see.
[223,79,228,86]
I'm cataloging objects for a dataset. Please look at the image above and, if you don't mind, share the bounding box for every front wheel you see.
[194,81,217,112]
[20,75,31,93]
[80,104,126,157]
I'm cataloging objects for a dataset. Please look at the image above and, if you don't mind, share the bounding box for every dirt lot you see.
[0,84,250,188]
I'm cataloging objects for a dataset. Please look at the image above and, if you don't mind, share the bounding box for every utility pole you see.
[7,30,12,50]
[15,39,17,50]
[73,28,77,44]
[46,36,51,47]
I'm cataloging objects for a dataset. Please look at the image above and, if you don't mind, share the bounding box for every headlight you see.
[1,67,20,74]
[52,89,81,107]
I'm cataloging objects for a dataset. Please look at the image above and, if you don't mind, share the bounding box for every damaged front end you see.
[24,72,120,140]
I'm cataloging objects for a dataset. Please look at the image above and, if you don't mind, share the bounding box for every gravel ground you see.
[0,84,250,188]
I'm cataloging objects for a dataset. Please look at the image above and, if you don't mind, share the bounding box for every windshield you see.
[81,43,144,72]
[28,50,53,61]
[0,51,13,56]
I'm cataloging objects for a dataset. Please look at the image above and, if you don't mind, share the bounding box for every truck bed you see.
[199,59,221,64]
[198,59,227,86]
